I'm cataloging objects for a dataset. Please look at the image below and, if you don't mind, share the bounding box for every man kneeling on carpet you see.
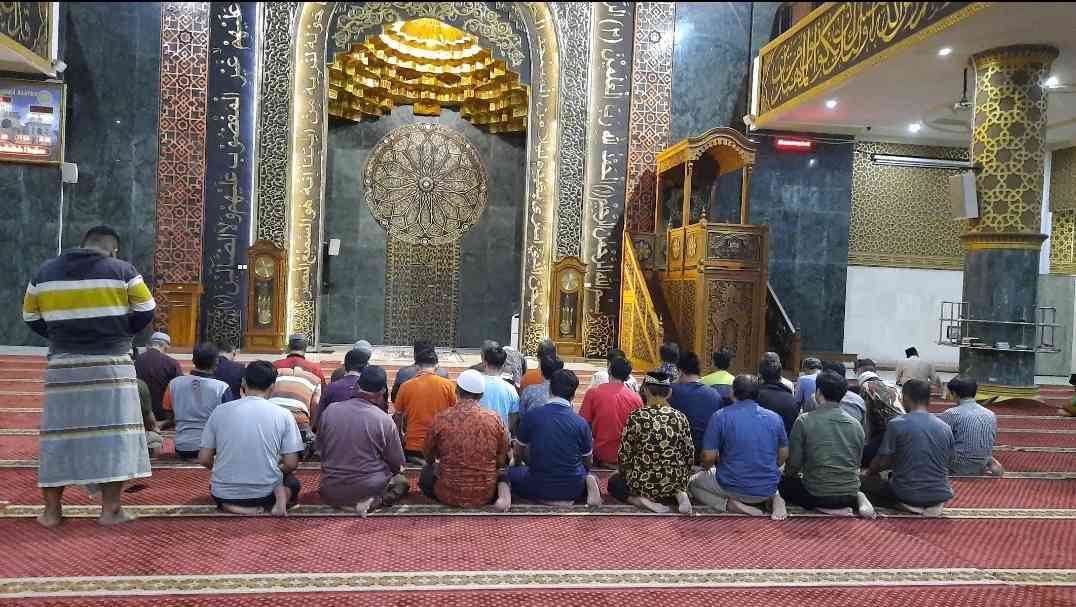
[198,361,304,516]
[421,370,512,511]
[861,379,955,517]
[317,365,409,516]
[509,369,603,507]
[607,371,694,514]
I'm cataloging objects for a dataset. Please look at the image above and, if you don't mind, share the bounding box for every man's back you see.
[274,355,325,385]
[479,377,519,429]
[705,401,787,498]
[794,373,818,409]
[790,406,864,497]
[669,382,724,451]
[426,402,509,507]
[882,411,954,504]
[214,356,245,398]
[518,402,592,491]
[519,381,551,417]
[861,378,903,441]
[317,398,403,504]
[940,400,997,472]
[395,371,457,452]
[202,396,303,499]
[168,373,230,452]
[619,405,693,496]
[579,382,642,465]
[756,382,799,437]
[136,348,182,415]
[391,364,449,401]
[270,367,321,416]
[700,369,734,387]
[896,357,937,385]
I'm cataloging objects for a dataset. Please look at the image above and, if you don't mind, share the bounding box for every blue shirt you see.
[480,375,520,429]
[516,397,593,501]
[702,399,788,499]
[794,373,818,410]
[669,382,726,450]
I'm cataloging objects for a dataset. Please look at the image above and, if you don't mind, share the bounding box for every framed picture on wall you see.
[0,78,65,164]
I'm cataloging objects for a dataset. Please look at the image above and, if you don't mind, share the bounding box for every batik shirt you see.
[618,403,695,498]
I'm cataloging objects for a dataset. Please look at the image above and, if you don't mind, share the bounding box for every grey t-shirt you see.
[878,411,955,505]
[201,396,304,500]
[170,373,231,452]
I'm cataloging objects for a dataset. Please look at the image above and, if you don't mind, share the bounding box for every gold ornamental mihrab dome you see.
[328,18,528,133]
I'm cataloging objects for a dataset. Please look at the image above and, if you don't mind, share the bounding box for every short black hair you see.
[758,360,782,383]
[732,374,760,400]
[815,370,849,403]
[540,355,564,380]
[855,358,877,373]
[457,386,483,401]
[822,361,847,376]
[660,342,680,364]
[677,351,701,375]
[192,342,219,370]
[358,365,387,393]
[902,378,931,406]
[483,345,508,368]
[413,340,434,360]
[905,347,919,358]
[607,348,627,364]
[244,360,278,391]
[345,348,370,372]
[947,375,978,399]
[712,350,732,370]
[537,339,557,360]
[609,357,632,381]
[82,225,121,248]
[550,368,580,401]
[415,347,438,366]
[330,367,347,383]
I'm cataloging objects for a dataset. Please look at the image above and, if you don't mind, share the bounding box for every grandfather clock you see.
[243,240,287,353]
[549,256,586,357]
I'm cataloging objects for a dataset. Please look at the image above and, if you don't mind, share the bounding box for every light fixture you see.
[808,157,816,167]
[871,153,978,171]
[775,137,813,152]
[908,122,923,134]
[1044,75,1060,88]
[938,47,953,57]
[825,99,838,109]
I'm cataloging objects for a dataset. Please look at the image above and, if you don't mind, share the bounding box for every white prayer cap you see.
[353,339,373,355]
[150,332,171,345]
[858,371,879,384]
[456,369,486,395]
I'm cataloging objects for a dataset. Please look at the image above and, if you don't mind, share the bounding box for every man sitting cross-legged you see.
[394,347,457,464]
[689,374,789,520]
[198,361,304,516]
[861,379,955,517]
[940,375,1004,477]
[422,370,512,511]
[509,369,602,507]
[779,370,876,519]
[317,365,410,517]
[607,371,694,514]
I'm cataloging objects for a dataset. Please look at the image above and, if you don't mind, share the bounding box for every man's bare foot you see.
[987,458,1005,478]
[585,474,603,508]
[540,499,575,507]
[36,510,63,529]
[727,499,765,517]
[897,502,926,515]
[97,509,137,526]
[629,496,670,513]
[493,482,511,512]
[355,497,378,518]
[221,504,263,515]
[770,494,788,521]
[675,491,693,515]
[856,492,876,519]
[922,504,944,518]
[817,507,855,517]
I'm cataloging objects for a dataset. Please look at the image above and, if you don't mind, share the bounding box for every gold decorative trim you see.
[0,32,53,75]
[961,233,1047,251]
[848,253,964,271]
[977,382,1041,403]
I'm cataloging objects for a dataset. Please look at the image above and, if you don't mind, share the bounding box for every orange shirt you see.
[395,370,457,452]
[519,368,544,392]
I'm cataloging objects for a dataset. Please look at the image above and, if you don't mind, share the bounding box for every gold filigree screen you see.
[1049,147,1076,274]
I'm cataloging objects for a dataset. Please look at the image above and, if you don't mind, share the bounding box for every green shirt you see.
[787,404,864,497]
[700,370,734,386]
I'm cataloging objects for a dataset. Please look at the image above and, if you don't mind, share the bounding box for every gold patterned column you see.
[960,45,1057,402]
[1049,147,1076,274]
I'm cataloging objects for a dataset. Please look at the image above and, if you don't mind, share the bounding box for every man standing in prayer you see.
[579,356,643,467]
[754,360,800,438]
[199,361,304,516]
[510,369,603,507]
[213,341,246,399]
[422,370,512,511]
[779,371,876,518]
[862,379,955,516]
[478,344,520,431]
[318,347,374,431]
[274,334,326,387]
[518,355,565,422]
[689,375,789,519]
[163,342,232,459]
[895,347,940,388]
[317,365,409,516]
[395,347,457,462]
[608,372,694,513]
[589,348,640,392]
[391,340,450,401]
[24,225,157,527]
[700,349,735,401]
[669,352,726,457]
[940,376,1004,476]
[793,357,823,412]
[520,339,557,391]
[135,331,182,425]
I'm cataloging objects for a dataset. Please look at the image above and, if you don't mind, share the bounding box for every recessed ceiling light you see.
[938,47,953,57]
[825,99,838,109]
[808,158,817,167]
[908,122,923,134]
[1044,75,1060,88]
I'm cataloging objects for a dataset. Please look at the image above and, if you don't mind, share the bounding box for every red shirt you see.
[274,354,326,386]
[424,400,509,507]
[579,382,643,465]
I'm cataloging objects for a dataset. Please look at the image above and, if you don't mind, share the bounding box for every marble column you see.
[960,45,1058,402]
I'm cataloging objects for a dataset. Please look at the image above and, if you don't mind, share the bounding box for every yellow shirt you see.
[700,370,734,386]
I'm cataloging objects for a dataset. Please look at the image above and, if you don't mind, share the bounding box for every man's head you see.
[802,357,822,373]
[353,339,373,357]
[149,332,171,352]
[607,348,627,366]
[456,369,486,401]
[855,358,877,375]
[540,355,564,380]
[81,225,121,257]
[822,361,847,377]
[215,340,238,360]
[344,347,371,373]
[902,378,932,410]
[947,375,978,400]
[287,334,308,354]
[732,374,760,401]
[415,346,439,369]
[609,356,632,382]
[660,342,680,365]
[712,349,733,371]
[677,351,702,378]
[549,368,580,402]
[483,344,508,372]
[815,370,849,405]
[537,339,557,361]
[412,340,434,363]
[242,360,278,395]
[357,365,388,400]
[192,342,219,372]
[763,351,783,370]
[758,359,783,384]
[640,371,673,403]
[905,347,919,358]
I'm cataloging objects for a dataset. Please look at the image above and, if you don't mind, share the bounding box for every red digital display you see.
[775,137,814,152]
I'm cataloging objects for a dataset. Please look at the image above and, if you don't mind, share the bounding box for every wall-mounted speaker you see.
[949,170,978,219]
[61,162,78,184]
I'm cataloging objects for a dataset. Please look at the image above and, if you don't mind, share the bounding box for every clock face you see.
[254,256,274,279]
[560,270,580,293]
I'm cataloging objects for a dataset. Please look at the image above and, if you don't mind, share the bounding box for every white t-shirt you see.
[201,396,304,500]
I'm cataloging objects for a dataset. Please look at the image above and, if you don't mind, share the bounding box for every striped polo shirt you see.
[23,249,156,354]
[939,399,998,473]
[269,366,322,423]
